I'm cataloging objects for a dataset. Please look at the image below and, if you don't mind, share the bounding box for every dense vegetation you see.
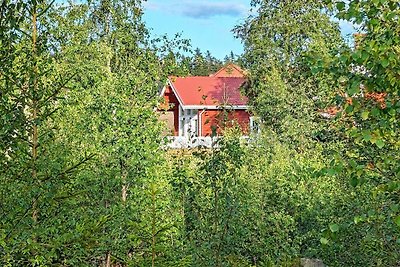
[0,0,398,266]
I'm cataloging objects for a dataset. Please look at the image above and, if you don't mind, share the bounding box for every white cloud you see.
[181,2,246,19]
[144,0,247,19]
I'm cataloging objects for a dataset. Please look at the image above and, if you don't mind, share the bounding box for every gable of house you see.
[210,63,246,78]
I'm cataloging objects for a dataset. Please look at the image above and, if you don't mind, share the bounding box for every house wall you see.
[160,85,180,136]
[200,109,250,136]
[160,85,250,137]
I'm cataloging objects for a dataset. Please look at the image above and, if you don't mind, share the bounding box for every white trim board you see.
[159,79,185,109]
[182,105,248,110]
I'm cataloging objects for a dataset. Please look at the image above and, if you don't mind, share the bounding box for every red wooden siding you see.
[200,109,250,136]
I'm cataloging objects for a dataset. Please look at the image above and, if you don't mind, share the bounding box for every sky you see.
[143,0,250,59]
[143,0,357,60]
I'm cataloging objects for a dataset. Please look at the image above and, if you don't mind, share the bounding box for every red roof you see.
[169,76,247,107]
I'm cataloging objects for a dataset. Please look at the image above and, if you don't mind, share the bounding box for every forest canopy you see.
[0,0,399,266]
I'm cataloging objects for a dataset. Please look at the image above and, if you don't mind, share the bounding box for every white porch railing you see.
[162,136,251,149]
[162,136,219,149]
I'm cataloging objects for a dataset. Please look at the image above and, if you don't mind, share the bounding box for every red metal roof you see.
[169,76,248,107]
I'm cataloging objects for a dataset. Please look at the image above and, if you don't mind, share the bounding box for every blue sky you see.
[143,0,250,59]
[143,0,356,60]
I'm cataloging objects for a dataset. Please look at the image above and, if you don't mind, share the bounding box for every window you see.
[250,116,261,135]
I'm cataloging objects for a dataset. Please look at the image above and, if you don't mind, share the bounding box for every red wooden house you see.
[159,64,254,140]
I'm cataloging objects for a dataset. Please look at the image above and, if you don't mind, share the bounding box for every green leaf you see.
[370,18,379,25]
[350,177,358,187]
[329,223,339,233]
[395,216,400,227]
[375,139,385,148]
[339,55,348,64]
[349,159,357,169]
[352,51,361,61]
[326,168,337,176]
[361,51,369,62]
[390,204,399,213]
[354,216,364,224]
[363,131,372,142]
[367,209,376,217]
[348,80,360,96]
[361,111,369,120]
[345,105,354,113]
[320,237,329,245]
[311,66,320,74]
[336,1,345,11]
[371,108,380,117]
[381,58,389,68]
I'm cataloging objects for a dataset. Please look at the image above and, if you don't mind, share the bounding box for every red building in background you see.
[159,64,254,139]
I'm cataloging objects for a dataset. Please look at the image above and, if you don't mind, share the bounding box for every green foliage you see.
[0,1,95,264]
[234,0,345,148]
[233,0,399,265]
[164,131,376,266]
[308,0,400,265]
[1,0,183,265]
[1,0,399,266]
[188,48,220,76]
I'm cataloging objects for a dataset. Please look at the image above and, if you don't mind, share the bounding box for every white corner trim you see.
[159,85,167,97]
[198,109,207,137]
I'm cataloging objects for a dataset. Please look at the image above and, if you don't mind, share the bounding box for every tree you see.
[223,51,241,65]
[152,33,192,77]
[189,48,223,76]
[234,0,345,149]
[232,1,400,265]
[50,0,183,265]
[313,1,400,264]
[0,1,97,265]
[1,0,187,265]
